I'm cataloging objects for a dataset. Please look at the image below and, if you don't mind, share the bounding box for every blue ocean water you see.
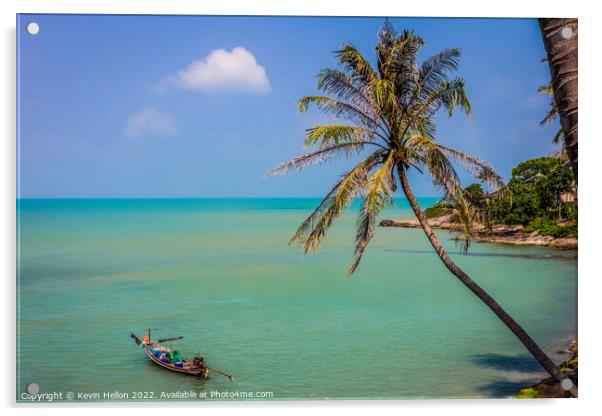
[16,198,577,401]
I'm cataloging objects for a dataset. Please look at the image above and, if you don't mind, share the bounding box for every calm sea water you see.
[16,198,577,401]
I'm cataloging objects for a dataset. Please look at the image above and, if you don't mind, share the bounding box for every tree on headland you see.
[539,18,578,183]
[489,157,575,226]
[270,21,576,396]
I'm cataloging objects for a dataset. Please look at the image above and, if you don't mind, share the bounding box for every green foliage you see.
[425,183,484,219]
[494,181,541,225]
[516,387,551,399]
[424,201,454,218]
[462,183,486,214]
[424,205,449,219]
[463,183,484,202]
[426,158,577,239]
[523,217,577,238]
[490,157,574,225]
[511,157,561,182]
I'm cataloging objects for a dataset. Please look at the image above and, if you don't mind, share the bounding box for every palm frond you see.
[335,44,378,84]
[297,96,380,129]
[303,125,378,148]
[376,21,399,76]
[388,30,424,106]
[290,151,385,252]
[436,144,504,191]
[537,84,554,95]
[317,69,374,113]
[411,120,437,142]
[417,48,461,100]
[348,152,395,274]
[317,69,361,97]
[405,135,473,248]
[316,69,394,139]
[438,78,472,117]
[540,99,559,126]
[268,142,366,176]
[537,82,565,148]
[378,18,398,44]
[373,79,399,118]
[416,78,471,119]
[552,128,565,145]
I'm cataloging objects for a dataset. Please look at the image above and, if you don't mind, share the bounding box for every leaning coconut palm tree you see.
[270,21,576,396]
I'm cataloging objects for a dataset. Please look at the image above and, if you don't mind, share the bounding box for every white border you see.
[0,0,586,17]
[3,1,601,415]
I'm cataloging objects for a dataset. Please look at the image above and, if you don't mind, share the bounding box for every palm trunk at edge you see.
[397,167,577,397]
[539,18,578,185]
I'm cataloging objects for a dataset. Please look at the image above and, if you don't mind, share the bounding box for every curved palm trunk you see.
[539,18,578,184]
[397,167,577,397]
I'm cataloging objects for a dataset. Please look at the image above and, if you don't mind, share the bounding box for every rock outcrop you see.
[379,215,577,249]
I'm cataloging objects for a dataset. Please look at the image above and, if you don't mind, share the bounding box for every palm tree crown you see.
[270,21,503,274]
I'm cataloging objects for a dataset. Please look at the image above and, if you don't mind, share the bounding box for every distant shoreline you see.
[380,215,578,250]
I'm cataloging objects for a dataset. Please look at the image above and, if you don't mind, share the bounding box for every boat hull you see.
[144,346,208,378]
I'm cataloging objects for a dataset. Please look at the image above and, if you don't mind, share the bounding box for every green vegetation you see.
[427,157,577,238]
[490,157,576,237]
[489,157,574,223]
[424,183,485,220]
[463,183,485,205]
[523,217,577,238]
[424,204,449,219]
[516,387,552,399]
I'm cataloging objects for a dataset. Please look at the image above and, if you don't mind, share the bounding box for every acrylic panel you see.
[16,14,578,402]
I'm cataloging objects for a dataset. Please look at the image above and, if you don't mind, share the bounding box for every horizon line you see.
[15,196,440,200]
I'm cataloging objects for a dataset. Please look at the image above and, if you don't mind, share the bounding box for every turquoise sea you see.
[16,198,577,401]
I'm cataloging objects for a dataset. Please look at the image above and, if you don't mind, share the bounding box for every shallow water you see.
[16,198,577,401]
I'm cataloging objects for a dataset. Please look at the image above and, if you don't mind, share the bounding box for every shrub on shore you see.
[523,216,578,238]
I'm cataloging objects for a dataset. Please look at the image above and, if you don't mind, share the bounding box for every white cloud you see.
[159,47,271,94]
[123,108,178,138]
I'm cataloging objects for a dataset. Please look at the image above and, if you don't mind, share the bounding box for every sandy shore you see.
[379,215,577,249]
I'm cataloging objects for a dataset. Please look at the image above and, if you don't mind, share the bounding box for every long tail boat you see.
[129,330,233,380]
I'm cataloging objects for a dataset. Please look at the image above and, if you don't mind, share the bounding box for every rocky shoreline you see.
[379,215,577,249]
[516,341,578,398]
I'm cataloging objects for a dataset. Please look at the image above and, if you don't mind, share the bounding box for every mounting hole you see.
[560,378,573,391]
[26,22,40,35]
[26,383,39,394]
[561,26,573,40]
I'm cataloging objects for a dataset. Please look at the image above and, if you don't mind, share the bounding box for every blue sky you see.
[17,15,560,198]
